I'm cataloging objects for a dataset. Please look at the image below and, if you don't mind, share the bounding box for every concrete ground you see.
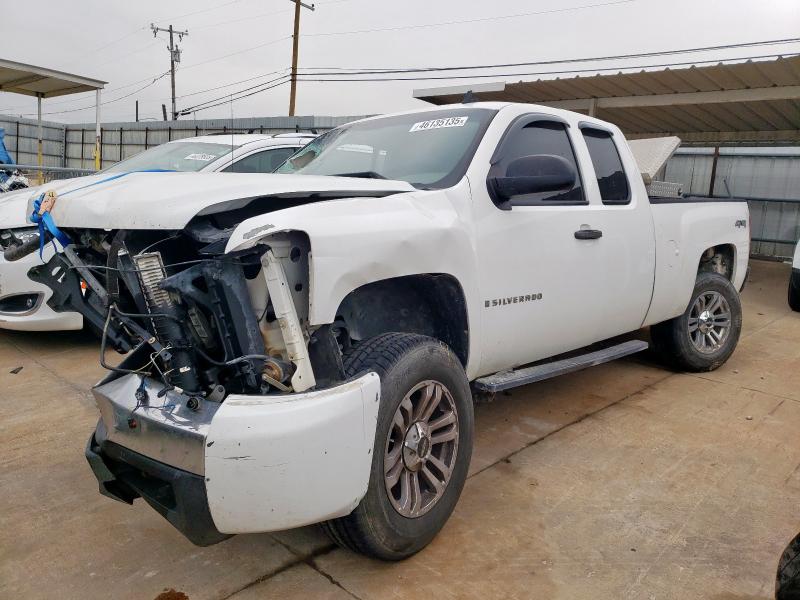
[1,259,798,600]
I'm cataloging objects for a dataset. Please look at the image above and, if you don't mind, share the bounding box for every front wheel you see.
[651,272,742,372]
[321,332,474,560]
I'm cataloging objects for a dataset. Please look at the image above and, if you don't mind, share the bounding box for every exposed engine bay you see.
[29,214,346,403]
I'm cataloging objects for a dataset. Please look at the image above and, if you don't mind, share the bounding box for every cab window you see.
[581,128,630,204]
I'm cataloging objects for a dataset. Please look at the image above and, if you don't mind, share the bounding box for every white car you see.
[24,103,749,559]
[0,133,314,331]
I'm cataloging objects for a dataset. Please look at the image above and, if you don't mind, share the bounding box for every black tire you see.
[789,270,800,312]
[777,531,800,599]
[651,272,742,372]
[321,332,474,560]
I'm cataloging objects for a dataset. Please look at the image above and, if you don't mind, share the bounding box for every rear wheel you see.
[321,332,473,560]
[651,272,742,372]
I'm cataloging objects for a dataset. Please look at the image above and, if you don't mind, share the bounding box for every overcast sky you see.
[1,0,798,124]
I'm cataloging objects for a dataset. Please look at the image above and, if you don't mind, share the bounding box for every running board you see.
[473,340,649,393]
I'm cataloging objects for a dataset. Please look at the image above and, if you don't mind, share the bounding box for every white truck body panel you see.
[644,201,749,326]
[225,180,486,377]
[205,372,380,533]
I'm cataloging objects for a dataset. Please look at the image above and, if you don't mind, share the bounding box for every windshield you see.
[276,108,497,188]
[103,141,239,173]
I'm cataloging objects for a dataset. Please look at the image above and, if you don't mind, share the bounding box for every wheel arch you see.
[334,273,470,367]
[697,243,736,281]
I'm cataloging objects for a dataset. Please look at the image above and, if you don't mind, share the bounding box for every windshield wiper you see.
[331,171,388,180]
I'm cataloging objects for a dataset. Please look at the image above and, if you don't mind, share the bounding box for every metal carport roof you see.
[414,56,800,145]
[0,59,106,167]
[0,58,106,98]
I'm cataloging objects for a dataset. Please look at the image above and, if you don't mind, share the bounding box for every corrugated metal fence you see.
[665,148,800,259]
[0,115,68,168]
[0,114,366,170]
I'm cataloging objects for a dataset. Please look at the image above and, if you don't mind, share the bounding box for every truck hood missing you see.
[27,172,416,230]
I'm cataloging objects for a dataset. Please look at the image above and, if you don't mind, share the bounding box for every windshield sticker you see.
[184,153,218,161]
[409,116,469,132]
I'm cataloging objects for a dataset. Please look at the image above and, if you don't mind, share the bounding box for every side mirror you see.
[488,154,576,204]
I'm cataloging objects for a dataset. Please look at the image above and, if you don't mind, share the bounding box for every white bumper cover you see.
[205,372,380,533]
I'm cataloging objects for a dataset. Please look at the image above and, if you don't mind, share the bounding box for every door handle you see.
[574,229,603,240]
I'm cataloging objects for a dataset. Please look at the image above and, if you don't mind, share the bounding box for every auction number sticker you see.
[184,153,218,161]
[409,116,469,132]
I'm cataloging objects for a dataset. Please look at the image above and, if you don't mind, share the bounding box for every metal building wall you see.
[665,149,800,259]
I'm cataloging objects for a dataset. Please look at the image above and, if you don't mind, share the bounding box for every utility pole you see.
[151,23,189,120]
[288,0,314,117]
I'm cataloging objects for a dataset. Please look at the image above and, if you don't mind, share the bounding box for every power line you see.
[180,36,291,71]
[192,7,294,31]
[43,36,799,114]
[303,0,637,37]
[153,0,245,23]
[175,68,290,100]
[180,78,293,115]
[292,52,799,83]
[175,39,800,117]
[180,74,293,112]
[295,37,800,75]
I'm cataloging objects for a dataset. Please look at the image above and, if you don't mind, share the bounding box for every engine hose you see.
[3,235,39,262]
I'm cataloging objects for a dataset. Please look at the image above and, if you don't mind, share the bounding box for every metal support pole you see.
[588,98,597,117]
[708,145,720,197]
[37,94,43,168]
[94,89,101,171]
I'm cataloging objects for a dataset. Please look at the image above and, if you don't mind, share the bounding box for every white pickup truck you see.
[13,102,749,560]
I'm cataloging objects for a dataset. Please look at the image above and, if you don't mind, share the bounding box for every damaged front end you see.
[31,215,380,544]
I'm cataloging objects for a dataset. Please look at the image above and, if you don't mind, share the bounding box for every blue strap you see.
[29,169,174,261]
[31,193,71,259]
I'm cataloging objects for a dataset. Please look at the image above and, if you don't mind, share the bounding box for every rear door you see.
[575,124,655,337]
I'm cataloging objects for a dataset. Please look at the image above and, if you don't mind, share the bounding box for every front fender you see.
[225,182,483,376]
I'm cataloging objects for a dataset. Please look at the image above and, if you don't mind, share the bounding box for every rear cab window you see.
[580,127,630,205]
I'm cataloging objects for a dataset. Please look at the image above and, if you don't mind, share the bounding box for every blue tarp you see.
[0,128,14,165]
